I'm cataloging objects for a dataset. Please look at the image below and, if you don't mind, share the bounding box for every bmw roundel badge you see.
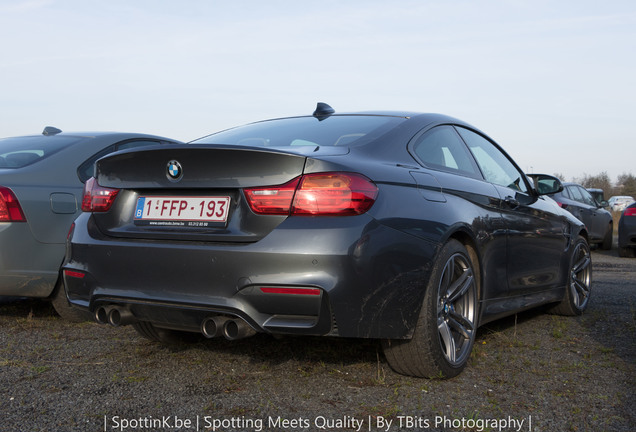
[166,160,183,181]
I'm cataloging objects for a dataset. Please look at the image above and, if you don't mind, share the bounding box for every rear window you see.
[0,136,84,168]
[191,115,406,148]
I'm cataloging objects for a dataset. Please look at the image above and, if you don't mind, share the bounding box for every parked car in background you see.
[0,128,181,320]
[534,180,613,250]
[618,202,636,258]
[63,104,591,378]
[608,195,635,213]
[587,188,607,208]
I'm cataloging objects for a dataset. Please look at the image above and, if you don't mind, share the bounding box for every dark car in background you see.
[586,188,606,208]
[618,202,636,257]
[63,104,591,378]
[539,181,613,250]
[0,128,181,320]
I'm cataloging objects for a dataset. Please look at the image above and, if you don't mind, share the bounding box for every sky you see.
[1,0,634,182]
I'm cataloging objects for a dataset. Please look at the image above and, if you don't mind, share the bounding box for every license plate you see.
[134,196,231,224]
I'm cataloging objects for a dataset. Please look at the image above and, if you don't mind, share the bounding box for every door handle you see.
[504,196,520,209]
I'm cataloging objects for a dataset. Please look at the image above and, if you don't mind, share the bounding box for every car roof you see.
[2,131,174,140]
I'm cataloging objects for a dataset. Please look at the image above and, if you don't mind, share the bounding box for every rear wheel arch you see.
[382,237,480,378]
[445,229,483,303]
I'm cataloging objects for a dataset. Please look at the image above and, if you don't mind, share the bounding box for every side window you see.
[561,187,571,199]
[411,126,480,177]
[568,186,584,203]
[456,127,528,193]
[578,187,596,206]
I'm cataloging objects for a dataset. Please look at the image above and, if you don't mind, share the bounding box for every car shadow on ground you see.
[0,297,57,318]
[192,332,382,370]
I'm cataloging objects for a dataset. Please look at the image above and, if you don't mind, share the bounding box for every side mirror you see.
[599,200,609,208]
[527,174,564,196]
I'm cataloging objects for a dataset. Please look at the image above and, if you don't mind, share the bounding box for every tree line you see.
[552,172,636,200]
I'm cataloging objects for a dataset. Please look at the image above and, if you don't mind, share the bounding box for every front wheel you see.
[601,224,613,250]
[382,240,479,378]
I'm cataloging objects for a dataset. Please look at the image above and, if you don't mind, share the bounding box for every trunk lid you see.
[92,145,309,242]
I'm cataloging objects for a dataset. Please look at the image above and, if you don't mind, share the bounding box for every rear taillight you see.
[244,172,378,216]
[556,201,568,209]
[0,186,26,222]
[81,177,120,212]
[293,173,378,215]
[243,177,300,215]
[624,208,636,216]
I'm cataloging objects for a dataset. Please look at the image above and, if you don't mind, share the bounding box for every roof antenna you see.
[313,102,335,121]
[42,126,62,136]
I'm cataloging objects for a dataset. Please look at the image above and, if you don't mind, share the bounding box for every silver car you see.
[0,127,180,320]
[608,195,635,213]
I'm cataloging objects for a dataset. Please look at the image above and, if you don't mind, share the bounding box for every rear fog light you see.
[64,269,86,279]
[260,287,321,296]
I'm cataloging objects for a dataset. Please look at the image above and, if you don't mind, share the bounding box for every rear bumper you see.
[63,213,438,339]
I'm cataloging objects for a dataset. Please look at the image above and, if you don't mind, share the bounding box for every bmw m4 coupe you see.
[63,104,592,378]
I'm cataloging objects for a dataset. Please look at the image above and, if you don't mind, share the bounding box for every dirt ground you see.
[1,248,634,432]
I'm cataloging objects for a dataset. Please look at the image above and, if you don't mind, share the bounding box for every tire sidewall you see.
[417,239,478,378]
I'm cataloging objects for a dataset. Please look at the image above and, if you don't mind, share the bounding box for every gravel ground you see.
[1,248,634,432]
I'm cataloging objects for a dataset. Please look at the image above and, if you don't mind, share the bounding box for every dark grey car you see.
[63,105,591,378]
[544,182,613,250]
[0,129,180,320]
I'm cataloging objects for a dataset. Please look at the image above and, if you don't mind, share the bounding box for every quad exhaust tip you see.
[201,316,256,340]
[201,316,230,338]
[94,305,136,327]
[94,306,257,340]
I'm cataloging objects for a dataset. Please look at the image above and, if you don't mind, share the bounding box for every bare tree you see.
[617,173,636,198]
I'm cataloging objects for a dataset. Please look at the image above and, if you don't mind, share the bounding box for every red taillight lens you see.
[624,207,636,216]
[0,186,26,222]
[243,177,300,215]
[244,172,378,216]
[292,173,378,216]
[556,201,568,209]
[63,269,85,279]
[81,177,120,212]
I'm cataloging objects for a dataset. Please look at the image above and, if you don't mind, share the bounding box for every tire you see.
[549,236,592,316]
[601,224,613,250]
[618,247,636,258]
[50,280,91,323]
[132,321,203,345]
[382,239,478,378]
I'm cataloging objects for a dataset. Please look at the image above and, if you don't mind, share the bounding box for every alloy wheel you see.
[437,252,477,366]
[570,242,591,309]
